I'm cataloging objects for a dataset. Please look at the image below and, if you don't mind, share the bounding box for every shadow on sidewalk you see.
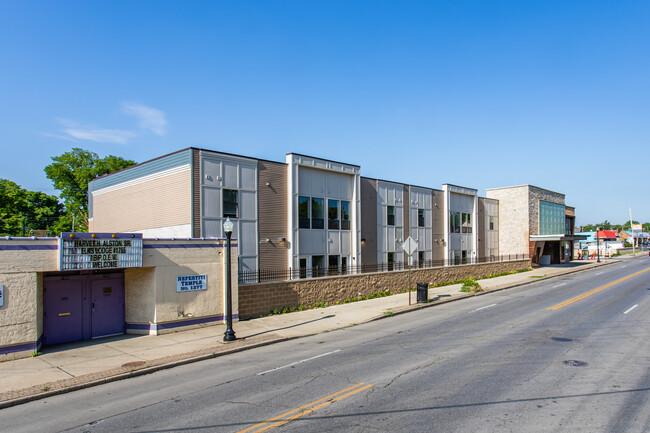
[243,314,336,339]
[40,333,142,354]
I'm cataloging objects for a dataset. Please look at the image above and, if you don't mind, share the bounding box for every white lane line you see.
[257,350,341,375]
[553,283,567,288]
[623,305,638,315]
[620,265,627,268]
[595,272,604,275]
[471,304,497,313]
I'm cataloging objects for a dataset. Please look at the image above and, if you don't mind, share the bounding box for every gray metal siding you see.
[360,177,378,268]
[192,149,201,238]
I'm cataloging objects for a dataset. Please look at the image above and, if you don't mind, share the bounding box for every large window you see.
[462,213,472,233]
[223,189,238,218]
[450,212,461,233]
[418,209,425,227]
[328,200,339,230]
[300,197,349,230]
[311,198,324,229]
[299,196,310,229]
[450,212,472,233]
[539,201,565,235]
[341,201,350,230]
[387,206,395,226]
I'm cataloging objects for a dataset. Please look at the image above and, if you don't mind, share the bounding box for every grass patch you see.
[529,275,546,278]
[459,278,483,293]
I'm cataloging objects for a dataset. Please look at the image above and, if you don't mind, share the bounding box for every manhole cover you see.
[552,337,573,342]
[121,361,146,368]
[563,360,588,367]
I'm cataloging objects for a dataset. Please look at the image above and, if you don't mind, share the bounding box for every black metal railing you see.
[239,254,530,284]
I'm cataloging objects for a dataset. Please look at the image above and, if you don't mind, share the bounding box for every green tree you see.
[621,220,639,231]
[598,220,612,230]
[0,179,63,236]
[44,148,136,232]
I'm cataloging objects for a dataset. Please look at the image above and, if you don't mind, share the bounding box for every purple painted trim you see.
[125,323,151,331]
[0,245,57,251]
[0,341,38,355]
[144,243,237,249]
[126,315,238,332]
[61,232,143,240]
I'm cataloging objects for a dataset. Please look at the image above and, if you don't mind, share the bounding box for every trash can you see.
[416,283,428,303]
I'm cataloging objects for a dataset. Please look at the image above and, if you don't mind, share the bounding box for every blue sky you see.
[1,1,648,226]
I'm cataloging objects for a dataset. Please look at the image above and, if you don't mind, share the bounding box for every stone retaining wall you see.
[238,259,530,319]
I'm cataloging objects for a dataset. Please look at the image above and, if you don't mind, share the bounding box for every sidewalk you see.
[0,258,619,408]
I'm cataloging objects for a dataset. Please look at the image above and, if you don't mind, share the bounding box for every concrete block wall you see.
[239,259,530,318]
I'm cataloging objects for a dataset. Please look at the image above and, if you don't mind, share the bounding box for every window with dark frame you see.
[299,196,310,229]
[341,201,350,230]
[223,189,238,218]
[387,206,395,226]
[311,198,324,229]
[418,209,425,227]
[328,200,339,230]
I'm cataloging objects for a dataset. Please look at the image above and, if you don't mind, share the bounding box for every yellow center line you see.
[548,267,650,311]
[237,382,372,433]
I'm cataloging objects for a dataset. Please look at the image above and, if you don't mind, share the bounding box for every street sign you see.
[402,236,417,256]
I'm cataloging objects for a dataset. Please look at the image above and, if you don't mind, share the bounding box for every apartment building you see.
[89,147,507,280]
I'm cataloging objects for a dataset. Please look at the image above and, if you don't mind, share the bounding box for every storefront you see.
[0,234,237,360]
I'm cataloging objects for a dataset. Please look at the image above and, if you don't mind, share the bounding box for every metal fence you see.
[239,253,530,284]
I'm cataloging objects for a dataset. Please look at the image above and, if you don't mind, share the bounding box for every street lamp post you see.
[223,217,236,342]
[596,227,601,263]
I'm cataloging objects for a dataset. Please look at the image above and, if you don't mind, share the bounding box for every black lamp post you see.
[596,227,601,263]
[223,217,236,342]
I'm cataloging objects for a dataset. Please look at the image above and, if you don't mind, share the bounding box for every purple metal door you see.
[43,277,84,345]
[91,275,125,338]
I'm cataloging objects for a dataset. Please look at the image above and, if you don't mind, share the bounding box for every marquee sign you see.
[58,233,143,271]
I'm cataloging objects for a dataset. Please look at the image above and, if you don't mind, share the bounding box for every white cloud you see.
[47,103,167,144]
[63,127,136,144]
[122,102,167,136]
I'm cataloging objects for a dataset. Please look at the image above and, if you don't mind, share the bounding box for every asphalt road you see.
[2,257,649,433]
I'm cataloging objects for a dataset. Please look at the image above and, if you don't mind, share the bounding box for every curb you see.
[0,260,616,409]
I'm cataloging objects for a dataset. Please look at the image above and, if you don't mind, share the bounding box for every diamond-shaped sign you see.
[402,236,418,256]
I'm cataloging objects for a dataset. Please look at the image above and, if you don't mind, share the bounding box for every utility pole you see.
[629,207,635,256]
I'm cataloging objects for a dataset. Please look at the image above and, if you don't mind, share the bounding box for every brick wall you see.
[238,259,530,319]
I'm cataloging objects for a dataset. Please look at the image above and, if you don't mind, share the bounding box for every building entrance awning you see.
[530,234,588,242]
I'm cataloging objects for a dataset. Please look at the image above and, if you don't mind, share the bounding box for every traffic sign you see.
[402,236,417,256]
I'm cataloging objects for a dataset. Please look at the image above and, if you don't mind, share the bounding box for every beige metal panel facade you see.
[257,160,288,270]
[478,197,499,259]
[90,170,192,234]
[431,189,445,262]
